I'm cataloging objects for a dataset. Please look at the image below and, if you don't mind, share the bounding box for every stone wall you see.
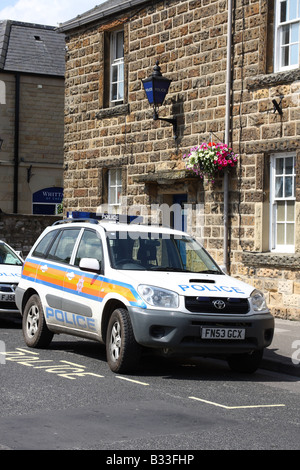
[0,212,61,256]
[62,0,300,319]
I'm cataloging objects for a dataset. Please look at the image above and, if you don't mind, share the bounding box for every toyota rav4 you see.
[15,213,274,374]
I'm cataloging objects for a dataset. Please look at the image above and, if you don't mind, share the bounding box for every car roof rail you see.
[52,218,98,226]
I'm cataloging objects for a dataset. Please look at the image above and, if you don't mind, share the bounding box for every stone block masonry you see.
[62,0,300,319]
[0,213,61,256]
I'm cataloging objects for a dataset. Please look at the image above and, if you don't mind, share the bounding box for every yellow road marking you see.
[189,396,285,409]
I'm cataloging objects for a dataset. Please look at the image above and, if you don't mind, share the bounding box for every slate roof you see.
[0,20,65,76]
[58,0,150,31]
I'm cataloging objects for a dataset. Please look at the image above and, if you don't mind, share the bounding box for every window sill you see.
[247,68,300,90]
[96,104,129,119]
[241,251,300,269]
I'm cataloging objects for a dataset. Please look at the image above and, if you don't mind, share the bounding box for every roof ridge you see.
[1,19,56,30]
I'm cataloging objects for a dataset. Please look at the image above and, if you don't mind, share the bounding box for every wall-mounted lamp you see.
[0,138,3,151]
[142,61,177,139]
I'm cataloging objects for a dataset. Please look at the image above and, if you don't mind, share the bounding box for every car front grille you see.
[185,296,250,314]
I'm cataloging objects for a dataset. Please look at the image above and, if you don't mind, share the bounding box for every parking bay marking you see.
[116,376,149,386]
[189,396,285,409]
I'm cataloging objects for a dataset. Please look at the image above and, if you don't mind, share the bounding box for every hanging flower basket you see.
[183,142,238,183]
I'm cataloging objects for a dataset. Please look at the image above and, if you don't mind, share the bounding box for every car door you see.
[40,227,81,328]
[61,228,104,338]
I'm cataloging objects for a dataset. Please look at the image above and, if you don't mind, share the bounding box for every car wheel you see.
[227,349,263,374]
[22,294,53,348]
[106,308,141,373]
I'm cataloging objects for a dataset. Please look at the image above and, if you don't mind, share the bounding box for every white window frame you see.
[108,168,122,211]
[274,0,300,72]
[110,30,124,104]
[270,153,296,252]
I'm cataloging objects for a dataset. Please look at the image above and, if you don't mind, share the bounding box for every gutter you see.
[13,72,20,214]
[223,0,233,272]
[57,0,151,32]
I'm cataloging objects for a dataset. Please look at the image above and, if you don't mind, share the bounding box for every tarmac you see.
[262,317,300,377]
[1,313,300,378]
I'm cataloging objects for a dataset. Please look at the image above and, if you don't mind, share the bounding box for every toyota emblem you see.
[212,299,226,310]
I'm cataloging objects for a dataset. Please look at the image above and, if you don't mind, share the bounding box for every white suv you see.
[16,213,274,374]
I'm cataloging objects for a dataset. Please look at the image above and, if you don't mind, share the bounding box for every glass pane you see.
[115,169,122,185]
[285,176,293,196]
[277,223,285,244]
[119,62,124,78]
[285,156,294,173]
[290,43,299,65]
[118,81,124,100]
[116,31,124,59]
[276,158,284,174]
[286,224,295,244]
[277,201,285,221]
[109,189,117,205]
[112,64,118,82]
[275,176,283,197]
[111,84,117,101]
[291,22,299,42]
[281,46,289,66]
[286,201,295,221]
[289,0,298,19]
[110,169,117,184]
[282,25,290,44]
[281,0,287,21]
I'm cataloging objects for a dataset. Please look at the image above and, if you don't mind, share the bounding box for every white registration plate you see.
[0,294,15,302]
[201,327,245,340]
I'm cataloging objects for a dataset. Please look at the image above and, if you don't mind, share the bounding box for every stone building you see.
[59,0,300,320]
[0,20,65,215]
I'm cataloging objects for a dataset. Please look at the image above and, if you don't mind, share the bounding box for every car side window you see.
[47,229,81,264]
[32,230,59,259]
[74,229,103,268]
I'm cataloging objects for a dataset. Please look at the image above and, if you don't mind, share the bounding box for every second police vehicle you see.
[15,213,274,373]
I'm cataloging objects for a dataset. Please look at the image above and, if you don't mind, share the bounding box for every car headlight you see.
[250,289,268,312]
[138,285,179,308]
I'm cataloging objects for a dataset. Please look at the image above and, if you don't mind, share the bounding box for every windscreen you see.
[0,243,22,266]
[106,231,222,273]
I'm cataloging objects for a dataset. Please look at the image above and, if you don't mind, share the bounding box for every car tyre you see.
[106,308,141,373]
[227,349,263,374]
[23,294,53,348]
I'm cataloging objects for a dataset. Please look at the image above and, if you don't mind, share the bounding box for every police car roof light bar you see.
[52,212,143,225]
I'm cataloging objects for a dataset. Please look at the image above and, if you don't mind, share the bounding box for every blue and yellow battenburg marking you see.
[22,259,146,308]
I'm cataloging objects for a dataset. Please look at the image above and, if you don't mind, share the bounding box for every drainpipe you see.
[223,0,233,272]
[13,72,20,214]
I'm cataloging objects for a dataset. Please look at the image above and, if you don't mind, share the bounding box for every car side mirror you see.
[79,258,102,274]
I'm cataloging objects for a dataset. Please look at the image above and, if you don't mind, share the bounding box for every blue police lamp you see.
[142,61,177,139]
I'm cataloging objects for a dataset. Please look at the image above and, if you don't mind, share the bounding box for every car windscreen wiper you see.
[148,266,192,272]
[199,269,224,275]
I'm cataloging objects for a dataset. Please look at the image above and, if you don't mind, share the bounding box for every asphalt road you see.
[0,314,299,452]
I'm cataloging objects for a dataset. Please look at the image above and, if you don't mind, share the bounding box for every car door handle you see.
[40,264,48,273]
[66,272,75,281]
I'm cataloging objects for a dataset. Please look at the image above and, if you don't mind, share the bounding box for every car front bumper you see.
[128,306,275,355]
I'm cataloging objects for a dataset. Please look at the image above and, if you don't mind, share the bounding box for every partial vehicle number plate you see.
[201,327,245,340]
[0,294,15,302]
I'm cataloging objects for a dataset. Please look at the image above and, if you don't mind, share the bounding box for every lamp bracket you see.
[153,110,178,140]
[272,97,283,115]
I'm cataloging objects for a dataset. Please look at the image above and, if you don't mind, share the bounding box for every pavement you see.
[262,318,300,377]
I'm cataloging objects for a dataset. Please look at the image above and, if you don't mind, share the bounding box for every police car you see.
[0,241,23,314]
[15,213,274,374]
